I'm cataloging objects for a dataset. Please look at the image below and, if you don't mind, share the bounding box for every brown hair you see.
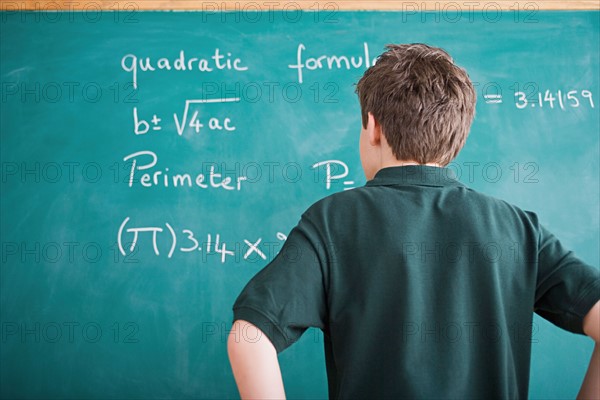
[355,43,476,166]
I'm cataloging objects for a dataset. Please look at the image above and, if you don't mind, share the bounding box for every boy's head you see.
[355,43,476,179]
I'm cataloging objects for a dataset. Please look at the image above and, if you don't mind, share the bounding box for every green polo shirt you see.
[232,165,599,399]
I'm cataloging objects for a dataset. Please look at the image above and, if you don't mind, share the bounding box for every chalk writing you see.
[122,150,248,190]
[312,160,355,190]
[288,42,377,84]
[121,49,249,89]
[117,217,287,263]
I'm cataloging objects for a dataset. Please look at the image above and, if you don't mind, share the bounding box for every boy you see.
[228,44,600,399]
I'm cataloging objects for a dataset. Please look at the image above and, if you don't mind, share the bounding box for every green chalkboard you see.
[1,9,598,399]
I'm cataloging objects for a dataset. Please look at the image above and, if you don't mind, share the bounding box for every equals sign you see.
[484,94,503,104]
[343,181,355,191]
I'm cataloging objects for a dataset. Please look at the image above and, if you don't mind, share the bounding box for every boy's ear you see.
[367,112,382,146]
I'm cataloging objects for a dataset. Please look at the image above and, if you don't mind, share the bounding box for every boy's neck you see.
[379,159,442,171]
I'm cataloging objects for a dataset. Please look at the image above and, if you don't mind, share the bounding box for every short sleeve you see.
[534,224,600,334]
[232,214,328,353]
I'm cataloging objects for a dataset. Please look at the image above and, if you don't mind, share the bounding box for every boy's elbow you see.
[583,301,600,342]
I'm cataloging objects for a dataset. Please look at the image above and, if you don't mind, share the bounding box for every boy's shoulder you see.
[301,181,542,235]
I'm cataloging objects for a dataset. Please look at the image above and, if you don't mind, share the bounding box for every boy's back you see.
[228,44,600,398]
[233,165,599,398]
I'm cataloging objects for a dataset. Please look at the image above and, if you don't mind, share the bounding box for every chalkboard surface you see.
[1,10,598,399]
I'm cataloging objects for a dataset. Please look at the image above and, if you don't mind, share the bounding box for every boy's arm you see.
[578,301,600,399]
[228,214,329,398]
[228,319,286,400]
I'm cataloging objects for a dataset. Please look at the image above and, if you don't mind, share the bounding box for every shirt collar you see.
[365,165,463,188]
